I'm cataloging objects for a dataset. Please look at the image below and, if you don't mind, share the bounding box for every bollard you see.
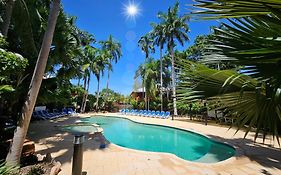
[72,135,85,175]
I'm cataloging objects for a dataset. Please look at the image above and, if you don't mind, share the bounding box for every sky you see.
[62,0,218,95]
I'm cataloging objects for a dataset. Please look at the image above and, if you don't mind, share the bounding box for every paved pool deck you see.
[27,113,281,175]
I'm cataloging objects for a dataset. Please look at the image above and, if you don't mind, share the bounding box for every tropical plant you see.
[80,45,98,113]
[100,35,122,99]
[0,162,18,175]
[6,0,61,165]
[158,2,190,118]
[150,22,166,111]
[93,49,110,111]
[177,0,281,141]
[138,34,155,60]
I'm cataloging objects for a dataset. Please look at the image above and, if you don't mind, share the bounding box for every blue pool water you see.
[81,116,235,163]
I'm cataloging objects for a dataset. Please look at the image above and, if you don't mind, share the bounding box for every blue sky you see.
[62,0,218,95]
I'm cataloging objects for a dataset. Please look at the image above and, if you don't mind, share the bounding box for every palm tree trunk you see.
[82,75,90,112]
[170,45,178,119]
[160,47,163,111]
[142,81,146,109]
[5,0,61,165]
[77,78,81,86]
[105,69,110,99]
[1,0,16,37]
[81,75,87,113]
[96,76,100,111]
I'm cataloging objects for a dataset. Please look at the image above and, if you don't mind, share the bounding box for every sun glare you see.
[123,1,141,21]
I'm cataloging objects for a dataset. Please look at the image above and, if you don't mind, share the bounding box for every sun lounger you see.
[165,111,170,119]
[142,110,147,116]
[134,109,138,115]
[120,109,125,114]
[146,110,151,117]
[32,111,46,120]
[160,111,165,119]
[138,110,143,116]
[125,109,129,114]
[155,111,160,118]
[151,111,156,117]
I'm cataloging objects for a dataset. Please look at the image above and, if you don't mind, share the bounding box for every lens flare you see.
[123,1,141,21]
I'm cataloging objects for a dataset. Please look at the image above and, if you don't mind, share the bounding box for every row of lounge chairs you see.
[120,109,170,119]
[32,108,76,120]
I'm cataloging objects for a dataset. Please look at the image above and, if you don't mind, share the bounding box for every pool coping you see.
[82,114,241,166]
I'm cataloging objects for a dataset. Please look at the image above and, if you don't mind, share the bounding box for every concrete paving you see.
[27,113,281,175]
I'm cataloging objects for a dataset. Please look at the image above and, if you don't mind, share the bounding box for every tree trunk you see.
[1,0,16,37]
[5,0,61,165]
[77,78,81,86]
[145,86,147,110]
[170,45,177,119]
[160,47,163,111]
[82,75,90,113]
[142,82,145,110]
[80,75,87,113]
[105,69,110,100]
[95,76,100,111]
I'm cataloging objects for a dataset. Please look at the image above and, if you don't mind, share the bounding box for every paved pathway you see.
[28,113,281,175]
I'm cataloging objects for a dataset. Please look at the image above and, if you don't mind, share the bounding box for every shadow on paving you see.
[205,134,281,170]
[27,115,108,165]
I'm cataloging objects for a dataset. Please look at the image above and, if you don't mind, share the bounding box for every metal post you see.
[72,135,85,175]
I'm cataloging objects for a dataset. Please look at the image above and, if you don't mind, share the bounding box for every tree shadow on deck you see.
[27,115,109,165]
[205,134,281,170]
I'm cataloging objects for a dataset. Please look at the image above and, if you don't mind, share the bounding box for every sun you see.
[123,1,141,21]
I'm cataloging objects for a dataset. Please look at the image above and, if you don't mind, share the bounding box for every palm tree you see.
[138,34,155,109]
[138,34,155,60]
[92,49,109,111]
[100,35,122,99]
[144,59,159,110]
[135,59,159,110]
[177,0,281,141]
[6,0,61,165]
[150,23,166,111]
[80,46,98,113]
[158,2,190,119]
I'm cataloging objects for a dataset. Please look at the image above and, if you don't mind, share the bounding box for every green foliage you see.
[185,34,214,61]
[138,34,155,59]
[0,36,28,95]
[99,88,124,111]
[0,162,18,175]
[130,99,139,109]
[177,0,281,141]
[0,49,28,77]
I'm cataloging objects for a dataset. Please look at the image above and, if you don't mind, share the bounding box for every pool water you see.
[81,116,235,163]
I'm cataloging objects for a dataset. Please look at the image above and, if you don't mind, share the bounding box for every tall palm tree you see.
[150,23,166,111]
[144,59,159,110]
[100,35,122,98]
[92,49,109,111]
[158,2,189,118]
[138,34,155,109]
[80,45,98,113]
[6,0,61,165]
[135,59,159,110]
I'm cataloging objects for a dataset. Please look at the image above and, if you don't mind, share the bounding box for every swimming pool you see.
[80,116,235,163]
